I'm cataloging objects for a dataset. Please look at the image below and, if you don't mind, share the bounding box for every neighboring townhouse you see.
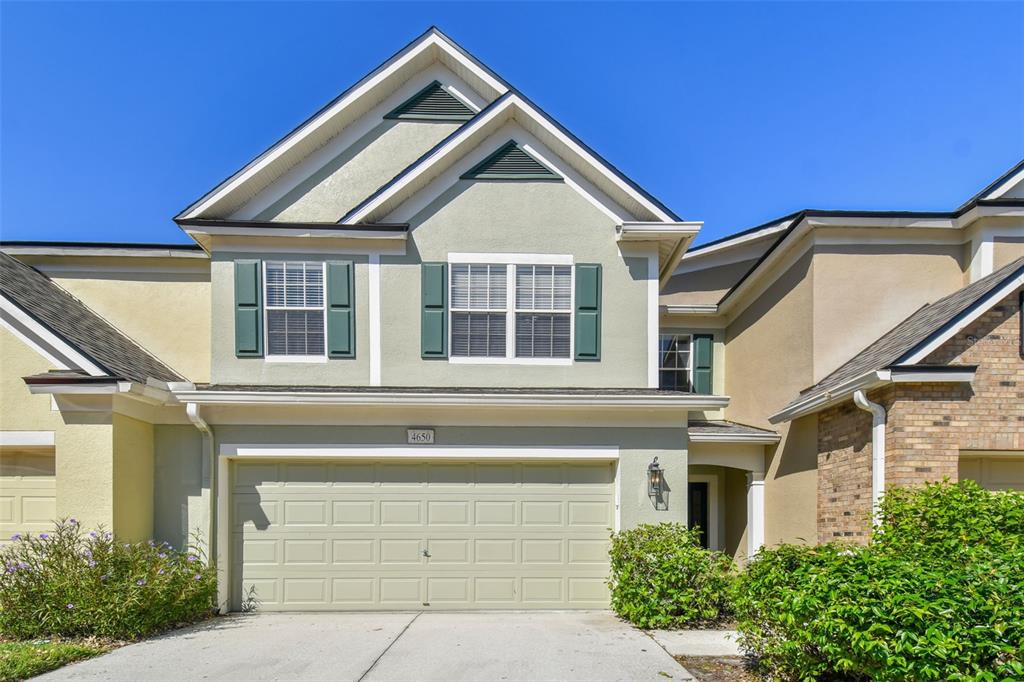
[1,27,1021,613]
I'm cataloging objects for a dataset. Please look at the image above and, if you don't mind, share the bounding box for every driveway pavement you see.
[39,611,694,681]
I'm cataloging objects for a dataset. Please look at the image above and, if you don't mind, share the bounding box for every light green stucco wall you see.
[210,253,370,385]
[258,121,461,222]
[381,181,649,387]
[154,425,208,552]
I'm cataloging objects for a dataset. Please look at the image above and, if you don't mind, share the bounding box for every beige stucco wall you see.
[0,327,114,530]
[259,121,461,222]
[725,250,817,547]
[994,236,1024,270]
[810,243,964,382]
[153,425,207,551]
[44,259,211,382]
[210,253,370,385]
[381,180,650,387]
[660,259,758,306]
[112,414,154,543]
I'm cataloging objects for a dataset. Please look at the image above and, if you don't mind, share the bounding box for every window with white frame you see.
[448,259,574,361]
[659,333,692,391]
[450,263,507,357]
[264,261,325,357]
[515,265,572,358]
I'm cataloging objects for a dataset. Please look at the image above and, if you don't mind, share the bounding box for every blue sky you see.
[2,2,1022,246]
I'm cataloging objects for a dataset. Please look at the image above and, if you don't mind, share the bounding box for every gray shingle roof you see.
[0,252,184,383]
[785,256,1024,411]
[687,420,779,438]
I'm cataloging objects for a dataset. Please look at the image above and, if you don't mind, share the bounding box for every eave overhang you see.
[174,218,410,252]
[661,303,720,317]
[617,222,703,288]
[768,365,978,424]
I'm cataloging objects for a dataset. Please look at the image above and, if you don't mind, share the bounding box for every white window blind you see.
[450,263,507,357]
[515,265,572,358]
[659,334,692,391]
[265,261,326,356]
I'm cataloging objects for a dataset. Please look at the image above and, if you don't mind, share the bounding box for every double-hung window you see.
[449,258,574,362]
[515,265,572,358]
[659,333,692,391]
[264,261,326,358]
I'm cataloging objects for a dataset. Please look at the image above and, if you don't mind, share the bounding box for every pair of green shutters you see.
[234,260,354,358]
[421,263,603,361]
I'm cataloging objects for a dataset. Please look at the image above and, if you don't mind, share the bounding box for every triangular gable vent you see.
[460,140,561,181]
[384,81,475,121]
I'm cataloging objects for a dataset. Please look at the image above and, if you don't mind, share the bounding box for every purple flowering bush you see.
[0,519,216,639]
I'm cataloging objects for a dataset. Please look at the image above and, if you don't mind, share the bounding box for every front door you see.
[688,481,709,549]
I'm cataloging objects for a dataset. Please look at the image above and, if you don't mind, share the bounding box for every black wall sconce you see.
[648,457,669,510]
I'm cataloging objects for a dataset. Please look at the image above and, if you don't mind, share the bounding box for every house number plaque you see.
[407,428,435,444]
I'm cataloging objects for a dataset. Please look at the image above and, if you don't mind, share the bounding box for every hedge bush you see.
[608,523,734,628]
[0,519,217,640]
[732,481,1024,681]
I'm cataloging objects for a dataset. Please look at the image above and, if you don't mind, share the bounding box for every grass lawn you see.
[0,640,111,681]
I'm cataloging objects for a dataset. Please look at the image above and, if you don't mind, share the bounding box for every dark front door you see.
[688,481,709,549]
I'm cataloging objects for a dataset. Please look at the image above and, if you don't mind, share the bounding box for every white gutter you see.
[688,432,781,445]
[185,403,226,613]
[853,390,886,525]
[661,303,720,316]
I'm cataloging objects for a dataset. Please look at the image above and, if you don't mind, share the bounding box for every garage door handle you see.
[422,549,431,558]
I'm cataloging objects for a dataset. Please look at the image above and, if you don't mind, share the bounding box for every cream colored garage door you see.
[232,460,615,611]
[0,448,56,544]
[959,454,1024,491]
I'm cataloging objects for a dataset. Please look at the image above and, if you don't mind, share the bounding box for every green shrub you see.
[0,519,217,640]
[608,523,734,628]
[732,482,1024,681]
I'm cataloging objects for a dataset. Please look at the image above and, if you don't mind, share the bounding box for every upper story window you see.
[659,333,692,391]
[449,259,574,363]
[264,261,325,358]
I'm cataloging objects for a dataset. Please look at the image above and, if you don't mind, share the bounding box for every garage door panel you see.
[0,448,56,542]
[233,459,614,610]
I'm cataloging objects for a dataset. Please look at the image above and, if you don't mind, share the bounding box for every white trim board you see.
[0,431,55,448]
[219,444,620,459]
[368,253,382,386]
[0,296,107,376]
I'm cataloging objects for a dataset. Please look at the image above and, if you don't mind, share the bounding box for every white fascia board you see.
[688,432,780,444]
[1,246,206,259]
[0,296,107,377]
[890,368,977,383]
[661,304,720,316]
[220,444,619,460]
[172,388,730,410]
[179,30,508,221]
[617,222,702,241]
[768,371,889,424]
[27,382,125,396]
[982,166,1024,200]
[345,95,677,224]
[0,431,55,447]
[183,225,407,241]
[899,271,1024,364]
[681,221,791,264]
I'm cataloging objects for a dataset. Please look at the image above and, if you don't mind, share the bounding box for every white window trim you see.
[262,261,328,361]
[658,332,694,392]
[447,257,575,366]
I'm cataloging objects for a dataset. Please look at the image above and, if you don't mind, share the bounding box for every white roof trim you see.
[172,388,730,410]
[687,431,780,444]
[220,444,619,460]
[683,221,791,261]
[342,94,677,225]
[1,245,206,259]
[177,29,509,221]
[661,303,720,316]
[182,225,408,241]
[899,270,1024,364]
[0,296,107,377]
[982,166,1024,200]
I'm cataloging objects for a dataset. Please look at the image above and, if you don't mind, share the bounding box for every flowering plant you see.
[0,519,217,639]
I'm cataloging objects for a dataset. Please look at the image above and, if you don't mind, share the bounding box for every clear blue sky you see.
[2,2,1022,246]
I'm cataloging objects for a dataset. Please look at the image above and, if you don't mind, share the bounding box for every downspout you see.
[853,390,886,525]
[185,403,216,565]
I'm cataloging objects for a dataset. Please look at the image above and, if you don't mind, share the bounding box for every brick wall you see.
[817,290,1023,543]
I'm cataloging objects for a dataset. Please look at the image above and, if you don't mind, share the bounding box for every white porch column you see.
[746,471,765,557]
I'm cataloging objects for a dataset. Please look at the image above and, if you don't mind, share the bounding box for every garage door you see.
[959,454,1024,491]
[232,460,615,611]
[0,448,56,544]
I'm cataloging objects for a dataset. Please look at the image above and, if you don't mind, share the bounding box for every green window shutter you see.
[574,264,601,361]
[693,334,714,394]
[421,263,447,358]
[327,261,355,358]
[234,259,262,357]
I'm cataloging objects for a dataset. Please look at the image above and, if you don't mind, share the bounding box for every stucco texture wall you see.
[381,180,650,387]
[660,259,758,306]
[259,121,461,222]
[153,425,208,552]
[994,237,1024,270]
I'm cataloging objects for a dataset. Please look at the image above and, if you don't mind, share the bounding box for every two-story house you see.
[2,27,1021,613]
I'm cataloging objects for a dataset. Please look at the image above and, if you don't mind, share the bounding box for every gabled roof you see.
[0,252,184,383]
[460,140,561,180]
[175,27,510,222]
[771,256,1024,421]
[384,80,475,121]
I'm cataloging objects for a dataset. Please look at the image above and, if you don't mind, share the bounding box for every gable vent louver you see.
[460,141,562,181]
[384,81,475,121]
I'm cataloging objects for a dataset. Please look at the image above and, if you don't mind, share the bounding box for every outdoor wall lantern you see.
[648,457,668,510]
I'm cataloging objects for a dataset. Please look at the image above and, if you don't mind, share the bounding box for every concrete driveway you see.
[39,611,694,681]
